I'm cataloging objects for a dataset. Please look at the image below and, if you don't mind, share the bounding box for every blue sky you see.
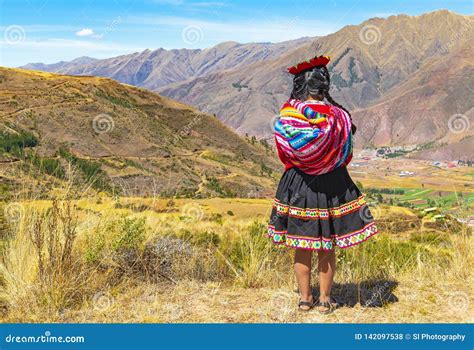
[0,0,472,67]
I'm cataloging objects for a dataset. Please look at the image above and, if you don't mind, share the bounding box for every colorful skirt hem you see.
[267,221,378,251]
[267,166,378,251]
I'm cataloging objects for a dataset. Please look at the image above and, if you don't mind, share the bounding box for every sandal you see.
[317,296,341,314]
[298,297,316,311]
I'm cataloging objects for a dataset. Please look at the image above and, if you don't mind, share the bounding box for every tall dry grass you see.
[0,200,106,319]
[0,194,472,322]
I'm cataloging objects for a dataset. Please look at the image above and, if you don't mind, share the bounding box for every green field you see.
[369,187,474,216]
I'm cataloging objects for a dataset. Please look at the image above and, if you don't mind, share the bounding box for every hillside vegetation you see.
[0,67,280,199]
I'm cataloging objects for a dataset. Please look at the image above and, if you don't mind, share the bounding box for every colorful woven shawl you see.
[274,99,353,175]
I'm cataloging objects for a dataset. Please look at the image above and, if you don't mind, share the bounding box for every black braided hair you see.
[324,90,357,134]
[290,66,329,101]
[290,65,357,134]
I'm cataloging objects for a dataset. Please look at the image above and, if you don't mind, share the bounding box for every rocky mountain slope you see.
[0,67,280,198]
[21,56,99,73]
[21,38,312,91]
[159,10,473,149]
[352,40,473,155]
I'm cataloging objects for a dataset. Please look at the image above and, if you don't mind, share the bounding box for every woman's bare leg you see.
[294,249,313,309]
[317,249,336,306]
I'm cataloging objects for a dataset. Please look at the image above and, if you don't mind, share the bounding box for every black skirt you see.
[267,165,378,251]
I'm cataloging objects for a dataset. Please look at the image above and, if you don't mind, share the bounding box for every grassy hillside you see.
[0,67,280,199]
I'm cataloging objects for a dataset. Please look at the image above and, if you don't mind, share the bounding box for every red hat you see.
[287,55,330,75]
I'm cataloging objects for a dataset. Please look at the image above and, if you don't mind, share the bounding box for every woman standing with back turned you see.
[267,55,378,313]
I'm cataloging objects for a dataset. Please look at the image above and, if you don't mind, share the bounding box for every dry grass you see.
[0,193,472,323]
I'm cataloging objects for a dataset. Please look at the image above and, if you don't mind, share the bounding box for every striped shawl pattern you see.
[274,99,353,175]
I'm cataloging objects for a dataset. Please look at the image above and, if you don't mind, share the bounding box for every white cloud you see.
[76,28,94,36]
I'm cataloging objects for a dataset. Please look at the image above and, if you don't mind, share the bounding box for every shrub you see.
[95,89,135,108]
[142,236,193,282]
[111,217,146,252]
[177,229,220,247]
[59,148,111,191]
[0,130,38,153]
[208,213,223,225]
[84,232,106,264]
[27,154,65,178]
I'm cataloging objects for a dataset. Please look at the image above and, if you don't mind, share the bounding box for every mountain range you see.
[22,37,312,91]
[19,10,474,160]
